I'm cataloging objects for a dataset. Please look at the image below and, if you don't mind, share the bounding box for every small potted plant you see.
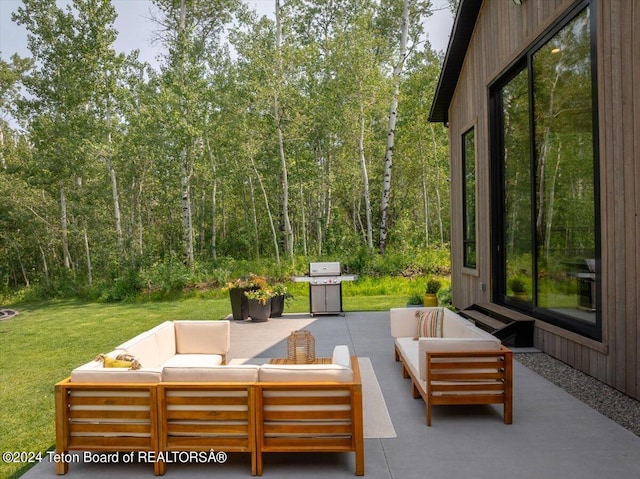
[508,277,527,301]
[407,292,424,307]
[227,273,267,320]
[226,276,253,321]
[244,287,275,322]
[423,278,442,307]
[270,283,291,317]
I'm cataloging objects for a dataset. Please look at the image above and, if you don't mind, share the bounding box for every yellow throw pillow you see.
[96,353,142,370]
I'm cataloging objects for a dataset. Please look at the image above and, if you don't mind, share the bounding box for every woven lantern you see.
[287,330,316,364]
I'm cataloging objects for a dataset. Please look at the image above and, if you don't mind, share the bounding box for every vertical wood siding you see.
[446,0,640,399]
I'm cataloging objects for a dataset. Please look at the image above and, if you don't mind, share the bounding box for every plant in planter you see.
[226,277,252,321]
[226,273,267,320]
[244,287,275,322]
[270,283,291,317]
[423,278,442,307]
[407,292,424,307]
[508,277,528,300]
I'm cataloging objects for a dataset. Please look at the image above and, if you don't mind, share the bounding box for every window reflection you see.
[496,6,597,328]
[463,128,476,268]
[533,8,595,322]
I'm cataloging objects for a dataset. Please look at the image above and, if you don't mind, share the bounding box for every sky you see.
[0,0,454,69]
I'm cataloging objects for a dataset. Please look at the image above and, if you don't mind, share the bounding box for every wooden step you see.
[463,303,535,348]
[459,309,508,332]
[474,303,535,323]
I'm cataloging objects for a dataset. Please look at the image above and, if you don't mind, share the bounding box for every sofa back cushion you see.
[116,321,176,368]
[441,310,473,337]
[390,307,422,338]
[174,320,230,354]
[332,345,352,368]
[154,321,177,364]
[258,364,353,383]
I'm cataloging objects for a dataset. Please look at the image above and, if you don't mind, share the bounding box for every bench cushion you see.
[161,365,259,382]
[161,354,224,368]
[258,364,353,382]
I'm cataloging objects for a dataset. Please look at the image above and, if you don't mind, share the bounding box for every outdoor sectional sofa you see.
[390,307,513,426]
[54,320,363,476]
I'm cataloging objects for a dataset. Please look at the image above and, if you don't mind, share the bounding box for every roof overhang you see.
[428,0,483,123]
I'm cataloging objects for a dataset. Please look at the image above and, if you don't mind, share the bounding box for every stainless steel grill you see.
[293,262,357,316]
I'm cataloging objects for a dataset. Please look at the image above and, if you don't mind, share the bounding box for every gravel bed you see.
[514,352,640,437]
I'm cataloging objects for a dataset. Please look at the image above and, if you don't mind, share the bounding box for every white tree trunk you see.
[205,138,218,261]
[0,125,5,170]
[249,176,260,257]
[251,157,280,266]
[83,226,92,287]
[380,0,411,254]
[105,111,124,255]
[275,0,294,257]
[181,147,194,266]
[359,103,373,251]
[299,183,307,256]
[430,124,444,243]
[59,182,72,270]
[106,154,123,254]
[39,245,49,281]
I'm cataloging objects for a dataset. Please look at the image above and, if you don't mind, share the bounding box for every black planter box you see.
[229,287,250,320]
[270,295,285,317]
[248,298,271,322]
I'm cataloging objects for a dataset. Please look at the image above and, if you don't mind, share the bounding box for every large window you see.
[491,1,600,340]
[462,128,476,268]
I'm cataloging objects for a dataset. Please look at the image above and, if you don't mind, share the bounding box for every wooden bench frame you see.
[55,357,364,476]
[54,379,162,475]
[254,356,364,476]
[157,382,257,475]
[395,344,513,426]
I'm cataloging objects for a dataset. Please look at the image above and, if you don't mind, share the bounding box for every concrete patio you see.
[24,311,640,478]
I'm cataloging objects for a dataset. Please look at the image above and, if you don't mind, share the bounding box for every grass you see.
[0,277,427,478]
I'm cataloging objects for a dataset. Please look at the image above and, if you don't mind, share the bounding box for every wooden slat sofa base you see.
[395,344,513,426]
[54,380,163,475]
[254,357,364,476]
[157,382,258,476]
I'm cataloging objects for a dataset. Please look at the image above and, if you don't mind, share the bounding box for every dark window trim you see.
[488,0,601,341]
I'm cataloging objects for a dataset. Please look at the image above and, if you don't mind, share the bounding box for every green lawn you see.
[0,290,409,478]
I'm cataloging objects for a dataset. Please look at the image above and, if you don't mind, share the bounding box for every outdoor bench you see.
[390,307,513,425]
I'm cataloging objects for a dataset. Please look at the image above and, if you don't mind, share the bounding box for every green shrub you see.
[407,292,423,305]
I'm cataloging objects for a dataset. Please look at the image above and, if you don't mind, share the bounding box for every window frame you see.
[462,126,477,269]
[488,0,601,341]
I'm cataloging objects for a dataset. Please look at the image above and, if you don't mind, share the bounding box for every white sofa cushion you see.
[117,321,175,368]
[258,364,353,382]
[161,365,259,382]
[154,321,177,365]
[174,320,230,354]
[332,345,352,368]
[442,310,473,337]
[395,335,501,381]
[70,355,162,383]
[161,354,224,368]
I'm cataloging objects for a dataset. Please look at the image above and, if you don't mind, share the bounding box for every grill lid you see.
[309,261,341,277]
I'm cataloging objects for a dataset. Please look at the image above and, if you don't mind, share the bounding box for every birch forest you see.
[0,0,452,298]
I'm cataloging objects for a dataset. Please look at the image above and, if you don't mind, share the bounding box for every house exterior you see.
[429,0,639,400]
